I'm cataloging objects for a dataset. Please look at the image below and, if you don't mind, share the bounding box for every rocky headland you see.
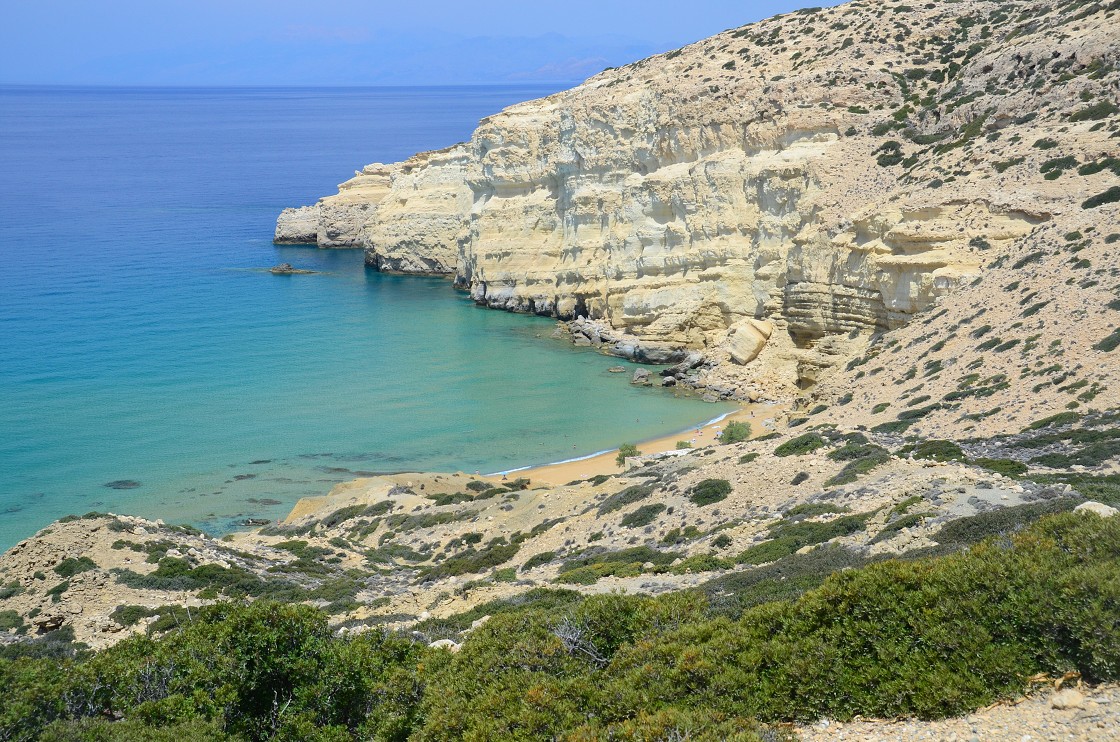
[278,0,1120,410]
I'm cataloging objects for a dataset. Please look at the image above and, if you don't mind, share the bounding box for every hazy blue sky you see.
[1,1,825,85]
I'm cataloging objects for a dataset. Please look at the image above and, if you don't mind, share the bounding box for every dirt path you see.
[797,683,1120,741]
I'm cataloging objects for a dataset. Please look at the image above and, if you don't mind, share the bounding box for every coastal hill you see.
[2,0,1119,738]
[278,0,1120,419]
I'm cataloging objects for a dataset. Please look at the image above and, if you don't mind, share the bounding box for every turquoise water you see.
[0,86,731,550]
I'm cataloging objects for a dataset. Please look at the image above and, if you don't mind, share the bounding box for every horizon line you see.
[0,81,585,91]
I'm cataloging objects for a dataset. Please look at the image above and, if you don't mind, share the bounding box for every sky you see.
[0,1,828,86]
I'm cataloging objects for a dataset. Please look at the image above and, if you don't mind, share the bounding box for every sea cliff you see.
[278,0,1119,404]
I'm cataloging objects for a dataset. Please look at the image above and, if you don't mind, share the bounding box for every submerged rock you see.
[269,263,316,275]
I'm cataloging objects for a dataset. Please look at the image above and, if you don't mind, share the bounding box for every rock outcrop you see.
[278,0,1119,399]
[275,164,395,247]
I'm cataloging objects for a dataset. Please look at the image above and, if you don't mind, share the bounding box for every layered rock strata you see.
[279,0,1118,396]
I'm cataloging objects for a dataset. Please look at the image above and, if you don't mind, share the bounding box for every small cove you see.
[0,85,733,550]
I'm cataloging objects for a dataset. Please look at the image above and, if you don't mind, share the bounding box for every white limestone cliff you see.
[278,0,1119,396]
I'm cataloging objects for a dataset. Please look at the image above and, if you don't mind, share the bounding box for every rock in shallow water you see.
[269,263,316,275]
[103,480,141,490]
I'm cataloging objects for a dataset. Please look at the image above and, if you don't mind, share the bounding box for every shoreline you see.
[493,402,781,486]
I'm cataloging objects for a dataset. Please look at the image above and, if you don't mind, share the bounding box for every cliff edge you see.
[280,0,1119,419]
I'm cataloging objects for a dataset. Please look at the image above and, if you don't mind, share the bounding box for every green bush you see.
[555,547,680,585]
[1094,328,1120,352]
[424,538,520,580]
[932,499,1081,547]
[6,515,1120,739]
[0,610,27,635]
[712,534,733,549]
[870,512,934,545]
[785,503,849,518]
[907,439,965,462]
[689,479,733,506]
[719,421,752,444]
[598,484,655,515]
[110,605,157,627]
[703,545,868,616]
[825,448,891,486]
[774,433,826,457]
[1083,186,1120,209]
[827,440,881,461]
[1070,100,1119,122]
[45,581,70,603]
[620,504,666,528]
[1025,411,1079,430]
[521,551,556,572]
[616,444,640,467]
[52,557,97,578]
[971,458,1028,477]
[1035,473,1120,507]
[0,581,24,600]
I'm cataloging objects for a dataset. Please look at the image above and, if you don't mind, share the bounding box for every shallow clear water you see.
[0,86,732,550]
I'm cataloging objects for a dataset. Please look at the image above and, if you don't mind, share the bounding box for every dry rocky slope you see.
[278,0,1120,406]
[2,0,1119,737]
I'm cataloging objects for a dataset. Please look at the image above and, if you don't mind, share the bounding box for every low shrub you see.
[719,421,752,444]
[620,504,666,528]
[737,512,873,565]
[826,448,891,486]
[774,433,826,457]
[0,610,27,635]
[521,551,556,572]
[1094,328,1120,352]
[52,557,97,578]
[785,503,849,518]
[423,538,521,580]
[555,547,680,585]
[907,440,965,462]
[1083,186,1120,209]
[616,444,640,467]
[932,499,1081,547]
[870,511,934,545]
[598,484,655,515]
[971,458,1028,477]
[6,515,1120,739]
[689,479,732,506]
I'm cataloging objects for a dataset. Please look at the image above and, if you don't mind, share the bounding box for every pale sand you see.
[280,403,783,524]
[499,403,782,486]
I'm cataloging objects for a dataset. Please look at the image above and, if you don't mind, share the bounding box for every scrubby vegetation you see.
[689,478,733,506]
[3,513,1119,740]
[774,432,826,457]
[615,443,640,467]
[718,421,752,444]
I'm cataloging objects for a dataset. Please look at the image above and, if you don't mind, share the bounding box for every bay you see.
[0,85,731,549]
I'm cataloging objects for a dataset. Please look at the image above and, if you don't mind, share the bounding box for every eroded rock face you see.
[274,206,318,244]
[278,0,1115,394]
[274,164,395,247]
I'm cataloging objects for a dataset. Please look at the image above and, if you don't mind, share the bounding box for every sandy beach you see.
[497,402,783,486]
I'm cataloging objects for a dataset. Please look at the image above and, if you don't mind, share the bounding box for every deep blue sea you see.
[0,86,731,550]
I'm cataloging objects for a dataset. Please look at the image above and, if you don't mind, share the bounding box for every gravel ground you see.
[797,684,1119,741]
